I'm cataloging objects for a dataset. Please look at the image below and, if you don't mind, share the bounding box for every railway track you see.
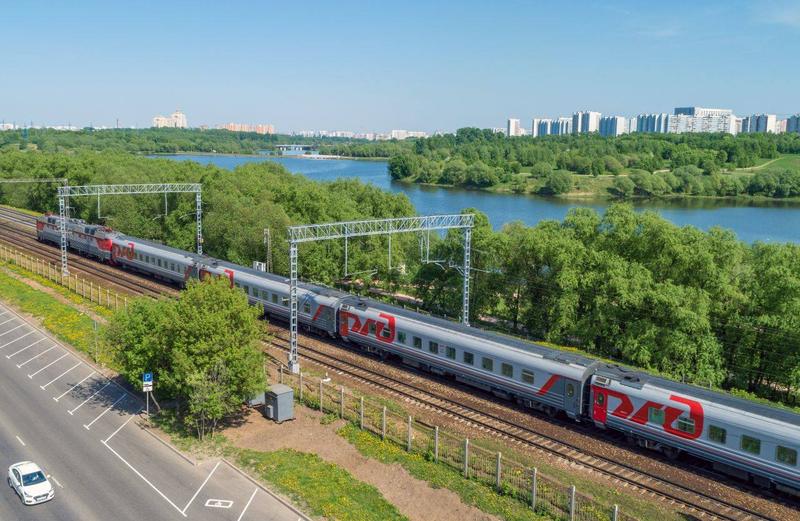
[0,206,787,520]
[267,330,780,521]
[0,211,172,298]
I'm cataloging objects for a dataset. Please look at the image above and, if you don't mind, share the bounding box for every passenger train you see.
[37,214,800,495]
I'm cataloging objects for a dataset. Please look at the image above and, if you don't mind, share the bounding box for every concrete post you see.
[463,438,469,477]
[612,504,619,521]
[569,485,576,521]
[434,426,439,462]
[531,468,537,510]
[496,452,502,491]
[407,415,412,452]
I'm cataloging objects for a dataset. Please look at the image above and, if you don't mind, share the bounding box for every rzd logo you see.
[339,310,396,343]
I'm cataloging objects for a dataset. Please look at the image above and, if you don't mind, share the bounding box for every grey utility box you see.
[247,391,266,407]
[264,384,294,423]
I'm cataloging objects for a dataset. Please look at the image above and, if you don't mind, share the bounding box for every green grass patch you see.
[0,267,107,363]
[338,423,554,521]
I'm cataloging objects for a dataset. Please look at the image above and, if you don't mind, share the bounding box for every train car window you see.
[272,294,278,304]
[741,435,761,455]
[303,303,311,314]
[648,408,665,425]
[463,352,474,365]
[676,417,695,434]
[398,332,406,344]
[566,383,575,398]
[157,259,162,267]
[481,357,493,371]
[380,327,391,339]
[145,255,150,263]
[369,322,377,335]
[521,370,535,384]
[595,393,605,405]
[776,446,797,466]
[708,425,726,444]
[446,346,456,359]
[501,363,513,377]
[412,336,422,349]
[171,263,176,271]
[428,341,439,354]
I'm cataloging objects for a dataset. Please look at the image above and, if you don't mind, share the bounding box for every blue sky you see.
[3,0,799,132]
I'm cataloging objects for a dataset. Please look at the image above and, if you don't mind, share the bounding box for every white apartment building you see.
[674,107,733,117]
[552,117,572,135]
[741,114,777,133]
[635,113,669,133]
[506,118,522,137]
[152,110,188,128]
[572,111,601,134]
[666,113,736,134]
[531,118,553,137]
[599,116,628,137]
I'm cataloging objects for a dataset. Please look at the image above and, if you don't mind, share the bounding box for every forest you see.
[322,129,800,198]
[0,149,798,408]
[0,127,353,155]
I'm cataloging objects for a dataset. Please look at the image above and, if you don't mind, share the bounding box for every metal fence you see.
[281,368,636,521]
[0,243,129,312]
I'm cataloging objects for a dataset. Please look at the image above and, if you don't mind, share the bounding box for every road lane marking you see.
[15,436,25,446]
[16,345,56,368]
[182,461,221,514]
[83,394,127,430]
[46,475,63,489]
[205,499,233,509]
[68,381,111,415]
[54,371,96,402]
[41,362,82,390]
[28,352,70,378]
[0,328,33,348]
[236,488,258,521]
[102,438,186,517]
[6,338,46,359]
[103,412,137,443]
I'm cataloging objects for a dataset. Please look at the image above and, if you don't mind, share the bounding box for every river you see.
[157,154,800,243]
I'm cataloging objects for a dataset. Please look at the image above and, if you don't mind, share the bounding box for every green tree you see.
[539,171,573,195]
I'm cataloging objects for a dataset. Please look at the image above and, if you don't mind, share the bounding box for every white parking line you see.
[41,362,82,390]
[83,394,127,430]
[102,411,137,443]
[15,436,25,446]
[102,438,187,518]
[236,488,258,521]
[53,371,96,402]
[16,345,56,368]
[28,352,70,379]
[0,317,17,327]
[6,338,46,359]
[182,461,221,515]
[68,381,111,415]
[0,328,32,348]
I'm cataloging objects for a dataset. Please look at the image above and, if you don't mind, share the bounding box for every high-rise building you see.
[531,118,552,138]
[506,118,522,137]
[741,114,777,133]
[152,110,187,128]
[666,113,736,134]
[674,107,733,117]
[635,113,669,133]
[572,111,601,134]
[787,115,800,134]
[218,122,275,134]
[777,119,787,133]
[551,117,572,135]
[599,116,628,137]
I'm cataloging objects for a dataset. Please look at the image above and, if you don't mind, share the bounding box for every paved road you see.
[0,301,306,521]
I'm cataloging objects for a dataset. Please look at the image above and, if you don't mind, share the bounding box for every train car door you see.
[592,387,607,425]
[563,378,581,419]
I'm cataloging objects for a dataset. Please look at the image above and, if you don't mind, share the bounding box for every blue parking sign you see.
[143,372,153,383]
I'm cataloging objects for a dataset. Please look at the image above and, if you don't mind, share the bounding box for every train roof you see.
[596,364,800,427]
[344,295,598,368]
[118,234,204,261]
[206,258,350,298]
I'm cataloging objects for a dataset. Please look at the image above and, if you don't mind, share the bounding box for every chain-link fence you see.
[281,368,636,521]
[0,243,129,312]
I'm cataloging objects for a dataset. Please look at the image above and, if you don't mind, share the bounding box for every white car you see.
[7,461,54,505]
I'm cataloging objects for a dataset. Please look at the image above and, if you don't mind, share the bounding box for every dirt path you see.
[223,407,500,521]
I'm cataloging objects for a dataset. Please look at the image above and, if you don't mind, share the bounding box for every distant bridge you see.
[275,144,315,152]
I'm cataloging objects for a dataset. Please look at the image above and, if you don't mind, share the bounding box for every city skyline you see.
[3,1,800,131]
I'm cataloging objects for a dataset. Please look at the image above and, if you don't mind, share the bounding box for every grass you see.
[153,411,407,521]
[0,266,105,363]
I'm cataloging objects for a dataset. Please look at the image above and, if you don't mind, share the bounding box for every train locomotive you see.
[37,214,800,495]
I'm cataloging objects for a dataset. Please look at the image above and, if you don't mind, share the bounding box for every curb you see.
[135,419,198,466]
[221,457,312,521]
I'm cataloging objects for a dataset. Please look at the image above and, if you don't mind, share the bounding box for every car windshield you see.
[22,471,46,486]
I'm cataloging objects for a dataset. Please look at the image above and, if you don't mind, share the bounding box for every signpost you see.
[143,372,153,416]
